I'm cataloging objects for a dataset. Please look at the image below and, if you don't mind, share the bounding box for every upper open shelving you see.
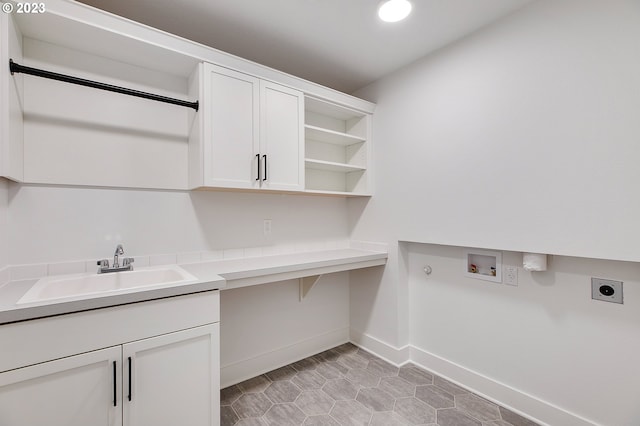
[304,125,365,146]
[305,159,367,173]
[12,4,201,79]
[304,97,372,196]
[1,0,376,197]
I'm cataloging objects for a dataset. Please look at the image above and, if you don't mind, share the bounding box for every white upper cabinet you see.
[1,0,374,195]
[195,63,260,190]
[259,81,304,191]
[190,64,304,192]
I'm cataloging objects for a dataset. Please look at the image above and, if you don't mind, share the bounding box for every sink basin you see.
[18,265,199,305]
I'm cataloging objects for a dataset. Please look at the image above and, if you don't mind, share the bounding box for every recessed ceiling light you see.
[378,0,412,23]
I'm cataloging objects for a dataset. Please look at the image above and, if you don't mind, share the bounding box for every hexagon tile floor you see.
[220,343,540,426]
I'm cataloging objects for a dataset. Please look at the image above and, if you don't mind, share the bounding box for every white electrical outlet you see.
[503,266,518,286]
[263,219,272,236]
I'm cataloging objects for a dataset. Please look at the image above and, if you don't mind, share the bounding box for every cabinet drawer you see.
[0,291,219,372]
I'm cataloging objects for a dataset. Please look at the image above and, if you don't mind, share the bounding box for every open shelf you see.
[304,97,371,196]
[305,125,365,146]
[2,3,202,190]
[302,189,372,197]
[305,159,366,173]
[12,5,200,79]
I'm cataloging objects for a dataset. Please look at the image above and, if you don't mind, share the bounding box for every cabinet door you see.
[260,81,304,191]
[203,63,259,189]
[0,346,122,426]
[123,324,219,426]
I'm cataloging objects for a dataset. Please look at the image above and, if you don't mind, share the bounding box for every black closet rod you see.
[9,59,199,111]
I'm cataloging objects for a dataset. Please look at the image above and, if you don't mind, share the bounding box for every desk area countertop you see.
[0,248,388,325]
[181,248,387,290]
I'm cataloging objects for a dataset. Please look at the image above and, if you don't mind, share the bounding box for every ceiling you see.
[76,0,533,93]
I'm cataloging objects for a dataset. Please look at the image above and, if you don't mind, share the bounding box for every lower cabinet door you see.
[0,346,123,426]
[123,323,220,426]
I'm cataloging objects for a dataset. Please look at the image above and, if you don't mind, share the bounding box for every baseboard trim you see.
[221,326,596,426]
[410,345,596,426]
[349,329,410,366]
[220,326,349,387]
[346,332,595,426]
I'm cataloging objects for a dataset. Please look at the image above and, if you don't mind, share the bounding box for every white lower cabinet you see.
[124,324,219,426]
[0,324,219,426]
[0,346,122,426]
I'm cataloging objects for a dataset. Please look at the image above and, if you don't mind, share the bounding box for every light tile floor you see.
[221,343,539,426]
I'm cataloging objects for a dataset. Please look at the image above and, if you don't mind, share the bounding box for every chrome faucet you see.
[113,244,124,268]
[97,244,134,274]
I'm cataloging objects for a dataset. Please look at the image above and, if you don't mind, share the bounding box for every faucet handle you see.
[122,257,135,267]
[96,259,109,273]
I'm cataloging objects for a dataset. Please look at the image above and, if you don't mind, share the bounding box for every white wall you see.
[353,0,640,262]
[8,183,348,264]
[7,183,351,378]
[407,243,640,426]
[349,0,640,424]
[220,273,349,386]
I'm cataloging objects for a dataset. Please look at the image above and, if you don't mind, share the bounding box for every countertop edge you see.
[0,248,388,325]
[0,277,225,325]
[217,251,388,281]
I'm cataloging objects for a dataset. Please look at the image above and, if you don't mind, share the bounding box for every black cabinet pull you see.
[256,154,260,181]
[113,361,117,407]
[263,155,267,181]
[128,356,132,402]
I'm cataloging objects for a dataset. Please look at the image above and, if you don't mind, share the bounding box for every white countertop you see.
[181,248,387,290]
[0,248,387,325]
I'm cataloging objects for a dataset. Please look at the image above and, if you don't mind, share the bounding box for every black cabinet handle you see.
[263,155,267,181]
[128,356,132,402]
[256,154,260,181]
[113,361,117,407]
